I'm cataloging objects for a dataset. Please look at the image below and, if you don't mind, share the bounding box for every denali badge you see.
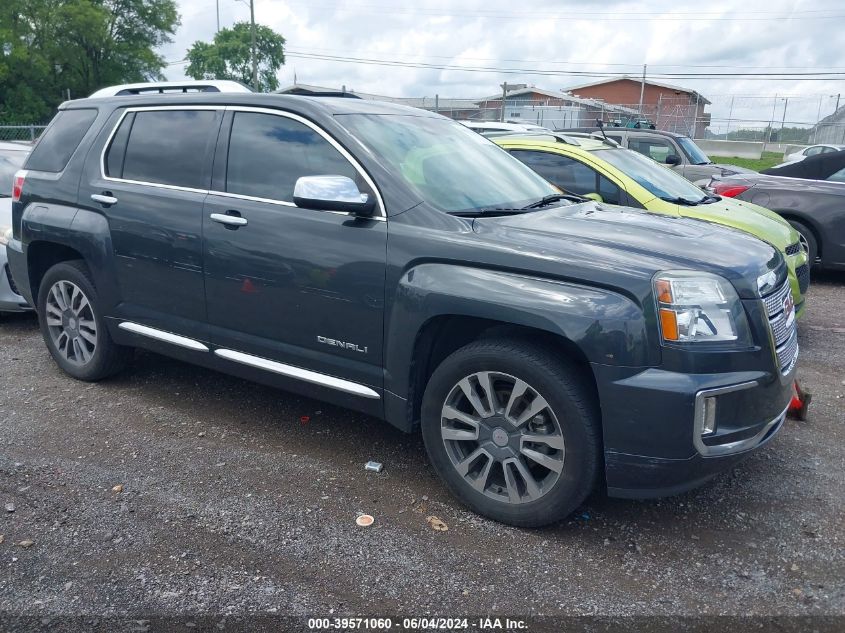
[317,336,368,354]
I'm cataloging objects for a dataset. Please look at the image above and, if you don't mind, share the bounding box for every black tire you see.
[788,220,818,266]
[421,339,601,527]
[37,260,131,381]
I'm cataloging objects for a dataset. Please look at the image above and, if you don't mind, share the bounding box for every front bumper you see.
[593,361,794,499]
[0,243,31,312]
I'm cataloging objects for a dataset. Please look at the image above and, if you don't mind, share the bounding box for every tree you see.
[0,0,180,124]
[185,22,285,93]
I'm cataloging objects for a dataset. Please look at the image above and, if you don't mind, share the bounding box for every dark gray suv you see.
[7,94,796,526]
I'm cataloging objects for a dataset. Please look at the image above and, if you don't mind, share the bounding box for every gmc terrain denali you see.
[8,95,798,527]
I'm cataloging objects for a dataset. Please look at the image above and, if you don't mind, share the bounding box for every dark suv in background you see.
[8,94,797,526]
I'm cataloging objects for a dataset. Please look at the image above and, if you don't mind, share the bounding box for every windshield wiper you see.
[659,196,700,206]
[448,208,531,218]
[698,194,720,204]
[521,193,585,209]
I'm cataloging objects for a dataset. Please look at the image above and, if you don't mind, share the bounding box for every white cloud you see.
[159,0,845,129]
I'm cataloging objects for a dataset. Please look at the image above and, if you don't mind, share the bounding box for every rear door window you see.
[225,112,361,202]
[26,109,98,173]
[110,109,220,189]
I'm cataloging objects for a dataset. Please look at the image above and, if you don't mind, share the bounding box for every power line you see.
[279,2,845,21]
[279,50,845,80]
[282,45,845,71]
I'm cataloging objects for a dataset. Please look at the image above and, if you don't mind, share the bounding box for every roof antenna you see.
[596,118,609,142]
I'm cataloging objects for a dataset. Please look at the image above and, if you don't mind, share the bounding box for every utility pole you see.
[500,81,508,122]
[726,96,734,139]
[638,64,646,116]
[812,95,823,143]
[216,0,220,32]
[763,93,778,152]
[836,93,842,113]
[692,91,700,138]
[780,97,789,141]
[655,94,662,128]
[250,0,258,90]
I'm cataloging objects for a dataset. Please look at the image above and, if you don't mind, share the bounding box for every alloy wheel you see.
[440,371,565,504]
[45,280,98,366]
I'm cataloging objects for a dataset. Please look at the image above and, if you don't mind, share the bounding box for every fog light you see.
[699,396,717,435]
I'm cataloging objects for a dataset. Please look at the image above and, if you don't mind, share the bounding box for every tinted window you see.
[510,150,621,204]
[226,112,360,202]
[628,138,674,164]
[26,109,97,173]
[120,110,219,189]
[104,112,134,178]
[827,167,845,183]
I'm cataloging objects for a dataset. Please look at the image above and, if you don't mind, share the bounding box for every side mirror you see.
[293,175,376,217]
[665,154,682,166]
[583,192,604,203]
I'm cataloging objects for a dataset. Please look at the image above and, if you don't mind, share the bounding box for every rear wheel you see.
[788,220,818,266]
[421,339,601,527]
[37,260,130,381]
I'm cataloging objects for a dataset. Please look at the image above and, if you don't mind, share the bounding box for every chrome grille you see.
[785,242,801,256]
[763,280,798,375]
[778,330,799,374]
[796,263,810,295]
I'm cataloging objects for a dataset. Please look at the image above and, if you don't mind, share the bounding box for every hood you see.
[677,197,798,250]
[471,202,781,299]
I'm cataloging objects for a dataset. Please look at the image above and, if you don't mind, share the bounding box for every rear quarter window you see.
[25,109,98,173]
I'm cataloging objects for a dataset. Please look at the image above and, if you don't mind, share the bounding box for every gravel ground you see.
[0,273,843,624]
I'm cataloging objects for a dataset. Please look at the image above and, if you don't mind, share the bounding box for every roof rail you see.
[479,130,583,146]
[88,80,253,98]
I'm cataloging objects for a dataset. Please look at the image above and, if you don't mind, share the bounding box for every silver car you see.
[0,141,31,313]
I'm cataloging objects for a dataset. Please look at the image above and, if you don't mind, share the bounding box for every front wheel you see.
[37,260,131,381]
[421,339,601,527]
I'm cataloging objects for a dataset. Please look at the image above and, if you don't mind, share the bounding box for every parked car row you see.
[2,84,813,527]
[709,149,845,271]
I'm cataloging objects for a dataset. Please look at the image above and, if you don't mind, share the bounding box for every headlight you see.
[0,226,11,247]
[654,271,741,343]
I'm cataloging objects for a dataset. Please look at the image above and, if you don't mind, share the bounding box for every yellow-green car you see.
[494,134,809,315]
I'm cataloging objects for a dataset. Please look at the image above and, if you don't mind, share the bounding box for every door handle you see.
[210,212,248,227]
[91,193,118,206]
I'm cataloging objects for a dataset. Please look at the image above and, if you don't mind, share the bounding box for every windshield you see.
[677,136,711,165]
[337,114,558,212]
[0,149,28,198]
[595,147,708,203]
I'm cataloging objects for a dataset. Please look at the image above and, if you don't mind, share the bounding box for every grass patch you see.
[709,151,784,172]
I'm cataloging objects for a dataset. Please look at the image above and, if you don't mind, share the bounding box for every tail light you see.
[711,182,749,198]
[12,170,27,202]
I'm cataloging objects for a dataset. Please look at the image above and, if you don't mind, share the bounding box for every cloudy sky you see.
[159,0,845,132]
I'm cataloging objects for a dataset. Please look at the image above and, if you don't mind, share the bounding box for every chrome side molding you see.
[214,348,380,399]
[117,322,210,352]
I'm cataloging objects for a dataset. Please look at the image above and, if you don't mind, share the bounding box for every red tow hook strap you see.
[788,379,812,421]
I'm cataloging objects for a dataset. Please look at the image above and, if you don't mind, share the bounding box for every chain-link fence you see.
[0,125,47,142]
[389,93,845,146]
